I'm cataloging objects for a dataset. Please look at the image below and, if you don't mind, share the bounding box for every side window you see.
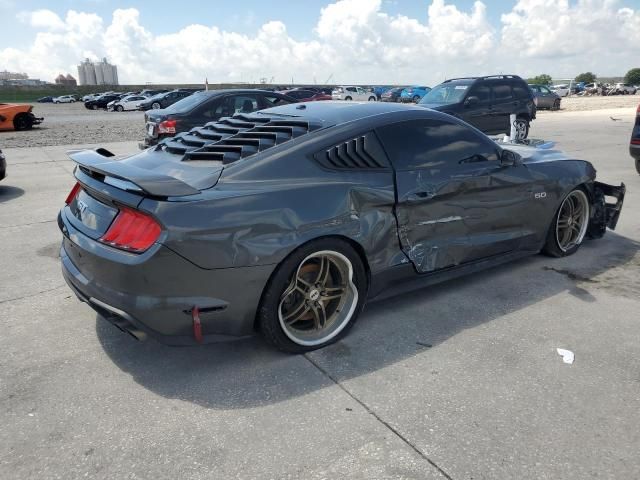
[200,98,230,119]
[231,95,259,113]
[468,84,490,102]
[540,86,551,94]
[346,87,356,93]
[262,94,292,107]
[376,119,499,170]
[512,83,531,99]
[491,82,513,102]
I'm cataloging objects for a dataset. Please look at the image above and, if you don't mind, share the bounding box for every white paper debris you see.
[557,348,575,365]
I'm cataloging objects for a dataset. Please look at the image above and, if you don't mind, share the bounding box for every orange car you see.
[0,103,44,131]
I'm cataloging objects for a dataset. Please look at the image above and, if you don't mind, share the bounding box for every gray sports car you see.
[58,102,625,353]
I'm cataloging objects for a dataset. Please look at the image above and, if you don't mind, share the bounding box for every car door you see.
[376,118,538,273]
[488,81,516,134]
[459,82,493,132]
[537,86,554,108]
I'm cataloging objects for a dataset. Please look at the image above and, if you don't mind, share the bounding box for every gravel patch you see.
[1,95,638,149]
[0,102,146,148]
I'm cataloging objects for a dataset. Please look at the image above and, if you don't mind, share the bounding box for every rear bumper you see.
[59,210,273,345]
[630,143,640,161]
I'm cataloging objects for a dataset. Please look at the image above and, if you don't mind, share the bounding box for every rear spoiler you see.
[68,148,199,197]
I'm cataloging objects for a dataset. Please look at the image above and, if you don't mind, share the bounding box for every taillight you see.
[631,139,640,145]
[65,182,82,205]
[99,206,161,253]
[158,119,177,134]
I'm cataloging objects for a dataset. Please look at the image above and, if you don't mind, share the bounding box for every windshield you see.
[163,92,207,113]
[420,82,471,105]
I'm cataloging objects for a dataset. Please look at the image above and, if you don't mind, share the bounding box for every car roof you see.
[256,101,428,128]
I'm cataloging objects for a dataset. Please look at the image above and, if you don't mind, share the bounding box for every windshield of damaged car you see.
[420,82,471,104]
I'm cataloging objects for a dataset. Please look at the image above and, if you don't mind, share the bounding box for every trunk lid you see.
[69,147,223,198]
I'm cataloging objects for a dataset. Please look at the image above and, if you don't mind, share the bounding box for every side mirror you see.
[500,149,520,167]
[464,96,479,107]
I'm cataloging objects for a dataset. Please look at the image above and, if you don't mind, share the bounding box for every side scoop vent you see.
[314,132,390,171]
[159,113,319,164]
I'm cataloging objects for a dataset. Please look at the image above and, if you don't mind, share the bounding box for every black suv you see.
[630,103,640,174]
[84,94,122,110]
[138,90,195,111]
[419,75,536,139]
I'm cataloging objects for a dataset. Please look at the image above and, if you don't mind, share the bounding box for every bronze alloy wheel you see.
[278,250,358,346]
[555,190,589,252]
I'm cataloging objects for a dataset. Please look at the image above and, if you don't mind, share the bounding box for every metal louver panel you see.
[158,113,320,165]
[314,132,390,171]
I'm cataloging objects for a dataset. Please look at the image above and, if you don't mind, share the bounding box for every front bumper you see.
[587,181,625,238]
[59,209,273,345]
[29,113,44,126]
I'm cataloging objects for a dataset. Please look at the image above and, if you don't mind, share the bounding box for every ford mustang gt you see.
[58,102,625,353]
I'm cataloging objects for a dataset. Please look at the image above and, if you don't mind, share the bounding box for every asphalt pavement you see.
[0,108,638,479]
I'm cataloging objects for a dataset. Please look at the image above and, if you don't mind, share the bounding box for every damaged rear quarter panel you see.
[143,147,401,272]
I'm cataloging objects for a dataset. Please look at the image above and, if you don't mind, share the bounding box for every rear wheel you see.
[151,102,161,109]
[412,95,420,103]
[514,117,529,140]
[259,238,367,353]
[368,96,377,102]
[543,188,590,257]
[635,158,640,175]
[13,113,33,131]
[552,99,561,110]
[344,96,352,101]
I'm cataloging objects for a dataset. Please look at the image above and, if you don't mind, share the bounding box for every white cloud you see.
[1,0,639,85]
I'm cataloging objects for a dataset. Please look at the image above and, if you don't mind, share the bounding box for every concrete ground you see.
[0,108,638,480]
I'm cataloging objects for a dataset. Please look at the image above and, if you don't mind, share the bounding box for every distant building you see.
[0,70,29,81]
[55,73,77,87]
[77,58,119,86]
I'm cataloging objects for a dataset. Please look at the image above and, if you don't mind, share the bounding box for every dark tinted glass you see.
[491,82,512,101]
[376,119,499,170]
[512,83,530,99]
[469,84,490,102]
[262,95,293,107]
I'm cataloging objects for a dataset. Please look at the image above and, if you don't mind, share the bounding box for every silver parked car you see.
[529,84,561,110]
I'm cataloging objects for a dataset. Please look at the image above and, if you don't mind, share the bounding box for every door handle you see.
[406,191,432,202]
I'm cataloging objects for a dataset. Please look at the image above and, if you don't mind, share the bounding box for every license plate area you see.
[69,188,118,237]
[146,122,157,137]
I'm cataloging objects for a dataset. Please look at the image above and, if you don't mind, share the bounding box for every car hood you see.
[498,141,570,164]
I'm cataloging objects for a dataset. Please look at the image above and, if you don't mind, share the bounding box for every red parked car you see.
[280,88,331,102]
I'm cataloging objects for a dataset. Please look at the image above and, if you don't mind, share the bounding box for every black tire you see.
[635,158,640,175]
[92,104,98,110]
[552,99,561,110]
[151,102,161,109]
[13,113,33,131]
[542,188,590,258]
[412,95,420,103]
[368,96,377,102]
[514,117,530,140]
[344,96,352,101]
[258,238,368,354]
[116,105,124,112]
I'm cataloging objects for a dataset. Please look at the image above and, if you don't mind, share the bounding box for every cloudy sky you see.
[0,0,639,85]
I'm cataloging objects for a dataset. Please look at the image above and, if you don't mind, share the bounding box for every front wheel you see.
[258,238,367,353]
[542,188,590,257]
[151,102,161,109]
[116,105,124,112]
[13,113,33,131]
[92,104,98,110]
[412,95,420,103]
[514,117,529,140]
[552,99,561,110]
[368,96,376,102]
